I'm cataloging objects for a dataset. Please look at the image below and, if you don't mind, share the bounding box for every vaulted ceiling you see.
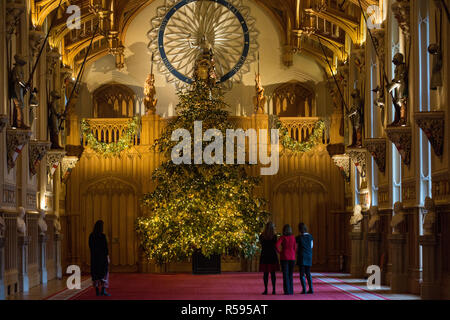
[30,0,379,76]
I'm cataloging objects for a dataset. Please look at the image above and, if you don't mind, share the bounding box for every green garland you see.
[275,117,326,153]
[81,116,141,157]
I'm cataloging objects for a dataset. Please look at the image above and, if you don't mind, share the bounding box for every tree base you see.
[192,250,221,274]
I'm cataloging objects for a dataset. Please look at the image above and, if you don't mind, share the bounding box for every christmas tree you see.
[135,42,268,265]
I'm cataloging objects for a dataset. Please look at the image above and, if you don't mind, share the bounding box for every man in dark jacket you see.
[296,223,313,294]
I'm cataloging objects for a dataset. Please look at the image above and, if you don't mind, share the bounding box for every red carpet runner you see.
[61,272,388,300]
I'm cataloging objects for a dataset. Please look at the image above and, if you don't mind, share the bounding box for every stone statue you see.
[391,201,405,234]
[387,53,408,126]
[428,44,443,90]
[0,215,5,238]
[48,90,64,149]
[347,89,364,148]
[54,216,62,235]
[423,196,436,235]
[9,54,30,129]
[144,73,157,114]
[350,204,363,230]
[38,210,47,235]
[253,73,266,114]
[368,206,380,233]
[17,206,27,235]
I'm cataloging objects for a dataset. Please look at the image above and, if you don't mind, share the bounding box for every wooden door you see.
[82,178,138,272]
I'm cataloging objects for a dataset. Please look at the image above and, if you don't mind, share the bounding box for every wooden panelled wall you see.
[64,113,348,273]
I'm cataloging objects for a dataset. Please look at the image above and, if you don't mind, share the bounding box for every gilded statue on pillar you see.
[48,91,64,150]
[144,73,157,114]
[9,54,30,129]
[387,53,408,126]
[253,73,266,114]
[347,89,364,148]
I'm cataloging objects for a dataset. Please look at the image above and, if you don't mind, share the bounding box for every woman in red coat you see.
[276,224,297,295]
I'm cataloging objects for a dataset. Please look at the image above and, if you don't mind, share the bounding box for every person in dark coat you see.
[296,222,313,294]
[259,222,279,295]
[89,220,111,296]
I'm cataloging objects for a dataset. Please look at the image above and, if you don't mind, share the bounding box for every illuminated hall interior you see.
[0,0,448,300]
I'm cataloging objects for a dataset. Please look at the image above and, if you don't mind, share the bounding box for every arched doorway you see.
[272,174,328,268]
[80,177,139,272]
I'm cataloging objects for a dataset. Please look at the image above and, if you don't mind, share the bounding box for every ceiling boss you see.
[148,0,259,88]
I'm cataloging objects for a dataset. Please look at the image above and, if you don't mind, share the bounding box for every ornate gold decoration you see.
[6,128,32,171]
[353,45,366,73]
[81,117,140,157]
[414,111,445,157]
[363,138,387,173]
[385,126,412,166]
[28,140,51,176]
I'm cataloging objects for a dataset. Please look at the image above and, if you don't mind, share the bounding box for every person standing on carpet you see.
[89,220,111,297]
[276,224,297,295]
[259,222,279,295]
[296,222,314,294]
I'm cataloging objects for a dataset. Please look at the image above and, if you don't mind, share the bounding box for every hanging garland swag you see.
[275,117,326,153]
[81,116,141,157]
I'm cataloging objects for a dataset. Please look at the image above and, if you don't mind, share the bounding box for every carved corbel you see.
[6,1,25,41]
[363,138,387,173]
[0,114,8,133]
[331,154,351,182]
[385,126,412,166]
[414,111,445,157]
[61,156,79,183]
[60,66,73,83]
[61,144,84,182]
[29,29,46,57]
[6,128,32,171]
[392,0,411,41]
[28,140,51,176]
[46,149,66,176]
[347,147,368,178]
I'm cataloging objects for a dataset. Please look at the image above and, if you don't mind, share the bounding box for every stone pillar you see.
[388,233,408,293]
[419,235,441,299]
[38,234,47,284]
[0,237,5,300]
[55,234,62,279]
[367,232,381,267]
[350,231,364,277]
[17,235,30,292]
